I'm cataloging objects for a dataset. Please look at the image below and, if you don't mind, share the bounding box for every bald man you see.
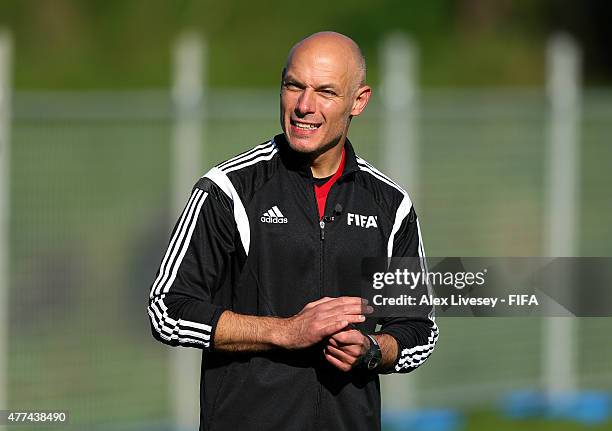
[148,31,438,431]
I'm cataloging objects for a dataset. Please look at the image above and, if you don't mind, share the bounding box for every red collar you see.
[314,147,345,219]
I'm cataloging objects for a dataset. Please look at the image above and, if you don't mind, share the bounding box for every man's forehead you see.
[285,48,351,83]
[288,38,353,67]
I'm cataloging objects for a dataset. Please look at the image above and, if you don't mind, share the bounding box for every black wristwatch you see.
[361,334,382,370]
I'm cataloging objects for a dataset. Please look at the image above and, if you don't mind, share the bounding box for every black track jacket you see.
[148,134,439,431]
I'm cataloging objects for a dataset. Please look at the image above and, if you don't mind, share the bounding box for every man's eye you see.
[284,83,300,90]
[320,90,337,96]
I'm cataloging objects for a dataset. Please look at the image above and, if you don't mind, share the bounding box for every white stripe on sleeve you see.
[203,167,251,255]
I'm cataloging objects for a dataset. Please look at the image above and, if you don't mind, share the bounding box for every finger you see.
[317,297,370,312]
[327,336,340,348]
[337,297,372,311]
[326,341,364,359]
[330,329,365,346]
[327,336,354,349]
[304,296,334,309]
[326,344,360,365]
[324,347,352,372]
[318,315,366,337]
[337,296,369,306]
[319,319,350,337]
[318,304,373,320]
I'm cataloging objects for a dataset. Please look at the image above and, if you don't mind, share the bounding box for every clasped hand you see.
[323,326,371,372]
[285,296,373,372]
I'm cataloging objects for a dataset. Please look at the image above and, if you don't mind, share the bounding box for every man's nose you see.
[295,88,316,116]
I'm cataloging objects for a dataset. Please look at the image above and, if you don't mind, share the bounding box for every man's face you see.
[280,46,359,156]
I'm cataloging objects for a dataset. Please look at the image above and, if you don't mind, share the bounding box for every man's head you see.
[280,32,371,158]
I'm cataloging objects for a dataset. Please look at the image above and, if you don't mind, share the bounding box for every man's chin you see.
[286,137,320,155]
[285,134,342,160]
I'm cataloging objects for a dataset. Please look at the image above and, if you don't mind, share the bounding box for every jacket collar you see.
[274,133,359,180]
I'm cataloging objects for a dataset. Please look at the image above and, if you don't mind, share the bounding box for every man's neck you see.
[310,138,345,178]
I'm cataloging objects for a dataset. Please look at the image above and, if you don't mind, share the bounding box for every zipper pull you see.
[319,219,325,240]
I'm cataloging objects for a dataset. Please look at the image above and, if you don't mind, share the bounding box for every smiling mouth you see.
[290,119,322,130]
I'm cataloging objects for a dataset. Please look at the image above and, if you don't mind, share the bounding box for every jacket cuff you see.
[378,320,439,374]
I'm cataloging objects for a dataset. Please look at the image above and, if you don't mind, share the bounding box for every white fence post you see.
[0,29,13,424]
[381,32,420,203]
[170,30,206,431]
[542,33,581,396]
[380,32,420,411]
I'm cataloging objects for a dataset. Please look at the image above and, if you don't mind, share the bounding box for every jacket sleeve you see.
[147,177,235,350]
[377,201,439,374]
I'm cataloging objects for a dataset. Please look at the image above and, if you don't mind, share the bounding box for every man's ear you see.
[351,85,372,117]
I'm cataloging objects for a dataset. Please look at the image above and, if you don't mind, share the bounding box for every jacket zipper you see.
[314,216,325,431]
[319,219,325,294]
[314,183,327,431]
[315,205,337,429]
[314,182,337,430]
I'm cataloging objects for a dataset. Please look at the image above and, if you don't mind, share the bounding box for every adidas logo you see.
[260,206,288,224]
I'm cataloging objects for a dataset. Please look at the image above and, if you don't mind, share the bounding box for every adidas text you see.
[261,215,288,224]
[261,206,288,224]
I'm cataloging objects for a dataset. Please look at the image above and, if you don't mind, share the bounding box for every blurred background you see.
[0,0,611,430]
